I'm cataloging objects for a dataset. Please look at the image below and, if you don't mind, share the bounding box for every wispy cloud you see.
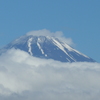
[26,29,74,46]
[0,49,100,100]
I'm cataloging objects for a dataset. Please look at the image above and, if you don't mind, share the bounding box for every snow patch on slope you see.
[73,49,89,58]
[52,38,76,61]
[62,43,89,58]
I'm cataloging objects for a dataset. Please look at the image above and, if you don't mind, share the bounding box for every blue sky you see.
[0,0,100,62]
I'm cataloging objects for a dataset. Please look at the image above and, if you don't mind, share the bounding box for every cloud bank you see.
[26,29,74,46]
[0,49,100,100]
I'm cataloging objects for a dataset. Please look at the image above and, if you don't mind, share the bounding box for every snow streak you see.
[52,38,76,61]
[37,38,45,54]
[27,38,33,56]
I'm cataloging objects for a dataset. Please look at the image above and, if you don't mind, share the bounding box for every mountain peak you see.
[0,35,95,62]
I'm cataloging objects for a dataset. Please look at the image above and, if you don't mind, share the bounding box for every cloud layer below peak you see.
[0,49,100,100]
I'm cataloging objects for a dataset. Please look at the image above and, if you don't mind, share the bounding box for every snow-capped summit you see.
[0,34,95,62]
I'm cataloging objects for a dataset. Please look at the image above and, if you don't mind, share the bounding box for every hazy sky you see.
[0,0,100,62]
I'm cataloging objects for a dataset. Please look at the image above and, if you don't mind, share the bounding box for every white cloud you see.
[0,49,100,100]
[26,29,74,46]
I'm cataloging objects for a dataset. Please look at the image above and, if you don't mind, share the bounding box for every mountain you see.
[0,35,95,62]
